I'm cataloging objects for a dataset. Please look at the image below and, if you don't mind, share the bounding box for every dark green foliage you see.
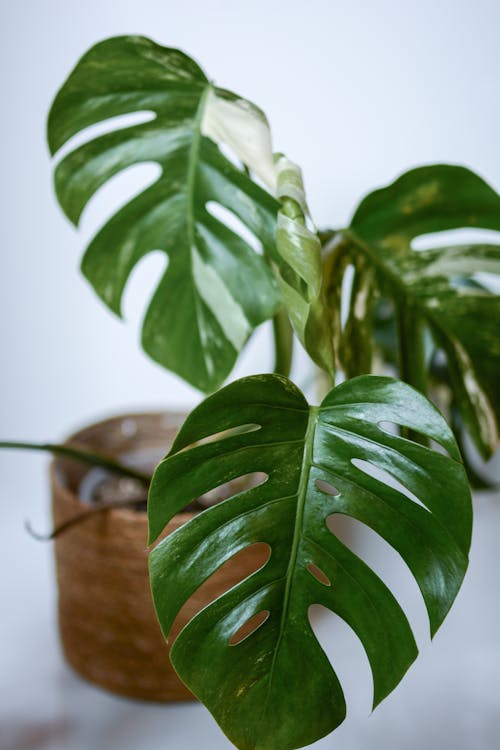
[44,38,494,750]
[149,374,471,750]
[334,165,500,458]
[48,36,279,392]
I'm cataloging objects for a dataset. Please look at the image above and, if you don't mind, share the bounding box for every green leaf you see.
[48,35,280,392]
[347,164,500,457]
[148,374,471,750]
[273,156,335,379]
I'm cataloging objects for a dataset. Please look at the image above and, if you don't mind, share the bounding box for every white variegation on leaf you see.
[275,154,310,215]
[202,88,277,192]
[345,165,500,458]
[272,155,335,378]
[48,36,281,393]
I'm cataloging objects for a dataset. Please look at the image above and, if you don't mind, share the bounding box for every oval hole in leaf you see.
[411,227,500,251]
[307,563,331,587]
[351,458,427,510]
[376,422,452,458]
[170,542,272,641]
[53,111,157,161]
[229,609,270,646]
[206,201,263,255]
[181,423,262,451]
[315,478,340,496]
[378,421,399,436]
[197,471,269,508]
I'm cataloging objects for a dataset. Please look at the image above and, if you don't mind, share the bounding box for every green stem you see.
[396,300,428,395]
[396,301,428,444]
[272,306,294,377]
[0,441,151,486]
[262,236,294,378]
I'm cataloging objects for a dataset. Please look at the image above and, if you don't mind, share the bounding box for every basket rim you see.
[50,409,197,527]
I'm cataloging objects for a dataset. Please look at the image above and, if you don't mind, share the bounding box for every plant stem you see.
[396,301,429,444]
[25,498,146,541]
[272,306,294,377]
[0,441,151,486]
[396,300,428,395]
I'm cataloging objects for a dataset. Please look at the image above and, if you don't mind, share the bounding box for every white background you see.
[1,1,499,749]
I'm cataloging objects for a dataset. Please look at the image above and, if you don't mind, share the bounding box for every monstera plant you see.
[3,35,500,750]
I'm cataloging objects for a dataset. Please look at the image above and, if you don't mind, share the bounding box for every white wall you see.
[0,2,499,749]
[2,0,499,438]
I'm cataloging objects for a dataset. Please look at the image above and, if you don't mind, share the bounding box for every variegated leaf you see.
[273,156,335,379]
[48,35,280,392]
[343,165,500,457]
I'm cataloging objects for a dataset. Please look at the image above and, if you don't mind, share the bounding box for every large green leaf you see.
[48,36,280,392]
[148,374,471,750]
[340,164,500,457]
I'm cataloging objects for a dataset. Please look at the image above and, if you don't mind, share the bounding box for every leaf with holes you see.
[148,374,471,750]
[48,35,280,392]
[341,164,500,457]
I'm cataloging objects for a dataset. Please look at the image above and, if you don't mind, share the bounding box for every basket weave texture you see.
[51,412,266,702]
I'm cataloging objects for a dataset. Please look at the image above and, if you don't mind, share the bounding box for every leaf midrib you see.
[184,83,214,380]
[263,405,319,712]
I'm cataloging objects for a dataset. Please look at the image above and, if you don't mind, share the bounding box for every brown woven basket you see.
[51,412,268,702]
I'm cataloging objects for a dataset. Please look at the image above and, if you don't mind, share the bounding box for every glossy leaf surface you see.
[149,374,471,750]
[48,36,280,392]
[346,164,500,457]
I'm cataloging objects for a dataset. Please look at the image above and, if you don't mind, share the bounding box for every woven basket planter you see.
[50,412,267,702]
